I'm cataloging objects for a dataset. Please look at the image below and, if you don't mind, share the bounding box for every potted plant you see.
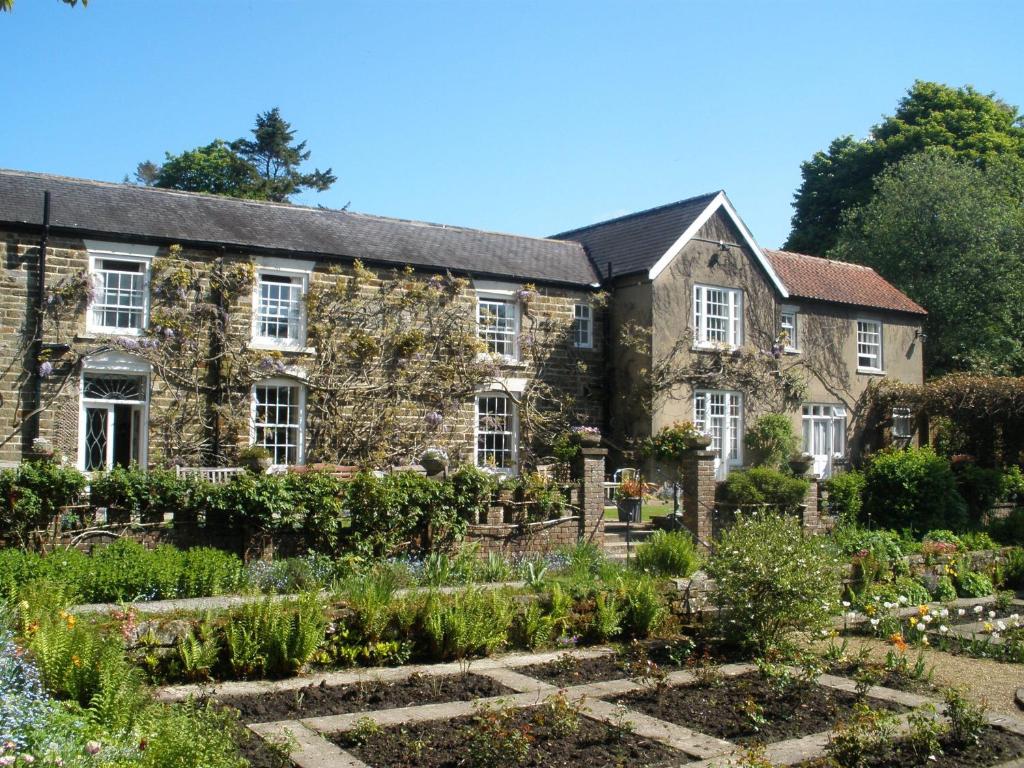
[571,425,602,448]
[616,474,645,523]
[645,421,712,462]
[238,445,273,473]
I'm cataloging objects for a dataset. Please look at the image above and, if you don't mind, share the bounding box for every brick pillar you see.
[573,446,606,546]
[681,449,716,550]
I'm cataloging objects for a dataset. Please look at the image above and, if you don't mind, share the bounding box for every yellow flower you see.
[908,616,918,626]
[65,615,76,629]
[71,655,81,668]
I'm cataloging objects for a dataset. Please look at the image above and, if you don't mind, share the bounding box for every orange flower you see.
[889,633,908,653]
[72,655,81,668]
[918,605,929,616]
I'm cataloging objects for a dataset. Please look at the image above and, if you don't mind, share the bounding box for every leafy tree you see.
[831,151,1024,375]
[786,81,1024,254]
[230,107,337,202]
[135,108,336,202]
[137,140,262,198]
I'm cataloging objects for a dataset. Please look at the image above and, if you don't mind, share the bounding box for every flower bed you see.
[331,703,686,768]
[609,671,903,746]
[804,728,1024,768]
[210,672,512,723]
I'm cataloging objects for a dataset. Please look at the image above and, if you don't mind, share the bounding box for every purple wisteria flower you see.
[424,411,444,428]
[36,362,53,379]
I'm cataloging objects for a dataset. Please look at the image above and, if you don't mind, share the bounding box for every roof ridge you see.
[551,190,721,238]
[0,168,581,250]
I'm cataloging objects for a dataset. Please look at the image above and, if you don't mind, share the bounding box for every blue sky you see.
[2,0,1022,249]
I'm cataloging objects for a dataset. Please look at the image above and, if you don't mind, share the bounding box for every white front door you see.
[695,390,743,481]
[79,369,149,471]
[802,404,846,479]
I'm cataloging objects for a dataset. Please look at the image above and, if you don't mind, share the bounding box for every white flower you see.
[842,601,851,608]
[958,608,966,616]
[940,608,949,617]
[998,621,1007,631]
[899,596,909,605]
[874,595,882,602]
[974,605,983,614]
[870,618,880,627]
[989,610,997,619]
[939,625,949,633]
[916,623,926,632]
[992,632,1001,640]
[883,602,895,610]
[922,614,933,624]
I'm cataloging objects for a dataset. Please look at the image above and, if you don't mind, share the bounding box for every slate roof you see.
[764,249,927,316]
[551,192,720,278]
[0,169,598,287]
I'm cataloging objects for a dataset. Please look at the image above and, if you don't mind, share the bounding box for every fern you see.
[178,617,221,682]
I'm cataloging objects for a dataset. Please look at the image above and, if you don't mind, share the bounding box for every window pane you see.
[257,276,303,341]
[857,320,881,369]
[477,394,515,469]
[253,384,302,465]
[573,304,591,347]
[695,285,741,346]
[92,266,145,330]
[478,299,516,357]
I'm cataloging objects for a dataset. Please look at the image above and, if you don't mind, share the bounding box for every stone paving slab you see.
[248,720,369,768]
[584,698,734,760]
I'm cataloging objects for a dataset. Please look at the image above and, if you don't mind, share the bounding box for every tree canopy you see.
[831,151,1024,376]
[135,108,336,203]
[786,81,1024,255]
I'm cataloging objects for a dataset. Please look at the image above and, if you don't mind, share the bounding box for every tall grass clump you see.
[633,530,701,577]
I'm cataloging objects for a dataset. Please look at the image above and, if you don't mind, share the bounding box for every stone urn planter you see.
[788,453,815,476]
[685,434,713,450]
[419,448,448,476]
[238,446,273,474]
[571,427,602,448]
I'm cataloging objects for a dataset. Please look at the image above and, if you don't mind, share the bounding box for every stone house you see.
[0,171,924,478]
[555,191,926,479]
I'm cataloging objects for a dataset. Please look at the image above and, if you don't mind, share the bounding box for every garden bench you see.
[175,466,246,484]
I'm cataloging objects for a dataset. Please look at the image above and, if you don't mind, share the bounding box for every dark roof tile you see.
[0,169,597,286]
[551,192,720,277]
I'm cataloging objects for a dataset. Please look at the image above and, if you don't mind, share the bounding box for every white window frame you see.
[802,404,847,478]
[572,303,593,349]
[475,392,518,474]
[780,305,799,353]
[474,281,521,362]
[250,378,306,467]
[250,257,313,351]
[693,284,742,349]
[856,319,884,373]
[693,389,743,478]
[76,351,151,472]
[84,241,157,336]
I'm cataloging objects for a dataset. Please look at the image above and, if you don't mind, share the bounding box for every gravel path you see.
[833,635,1024,716]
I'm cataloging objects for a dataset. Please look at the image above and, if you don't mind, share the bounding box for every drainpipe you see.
[31,191,51,444]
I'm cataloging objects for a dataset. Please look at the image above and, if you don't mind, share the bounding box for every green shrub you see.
[449,465,498,522]
[632,530,701,577]
[1001,548,1024,589]
[989,508,1024,545]
[179,548,247,597]
[831,524,907,563]
[860,576,932,608]
[346,471,466,557]
[617,573,666,638]
[514,472,568,521]
[1001,466,1024,504]
[955,569,994,598]
[225,593,327,678]
[719,467,810,512]
[423,588,513,661]
[933,576,958,602]
[707,511,842,653]
[285,471,348,553]
[959,531,998,552]
[89,464,197,522]
[214,472,296,532]
[744,413,799,469]
[861,447,968,533]
[953,463,1004,525]
[0,460,87,545]
[824,471,866,521]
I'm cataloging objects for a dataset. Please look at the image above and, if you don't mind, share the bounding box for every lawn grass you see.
[603,502,675,522]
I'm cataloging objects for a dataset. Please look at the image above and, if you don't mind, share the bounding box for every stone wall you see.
[0,229,603,469]
[465,516,581,558]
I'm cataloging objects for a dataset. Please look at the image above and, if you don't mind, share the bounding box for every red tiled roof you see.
[763,249,927,316]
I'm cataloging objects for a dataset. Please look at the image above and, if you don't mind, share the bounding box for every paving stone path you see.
[156,647,1024,768]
